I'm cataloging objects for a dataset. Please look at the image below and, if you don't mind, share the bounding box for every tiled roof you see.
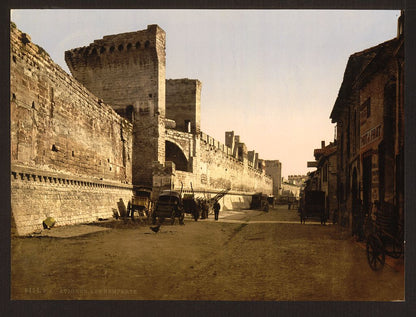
[313,143,337,160]
[330,37,399,123]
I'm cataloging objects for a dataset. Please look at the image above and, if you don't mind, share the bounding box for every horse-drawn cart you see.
[299,190,326,224]
[364,201,404,271]
[127,187,153,222]
[182,183,201,221]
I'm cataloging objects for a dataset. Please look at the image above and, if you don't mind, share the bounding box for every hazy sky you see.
[10,9,401,178]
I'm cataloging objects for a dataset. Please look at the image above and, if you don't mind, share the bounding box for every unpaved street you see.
[11,206,404,301]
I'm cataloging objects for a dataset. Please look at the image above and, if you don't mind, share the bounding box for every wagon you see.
[127,187,153,222]
[364,201,404,271]
[301,190,326,224]
[182,183,200,221]
[183,194,200,221]
[251,192,269,212]
[152,190,185,225]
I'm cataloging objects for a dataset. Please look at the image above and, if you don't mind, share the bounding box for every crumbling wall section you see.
[10,23,133,235]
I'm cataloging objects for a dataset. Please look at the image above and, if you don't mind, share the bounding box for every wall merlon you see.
[68,24,166,58]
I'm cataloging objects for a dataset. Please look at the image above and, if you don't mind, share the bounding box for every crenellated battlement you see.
[65,24,165,73]
[64,24,166,111]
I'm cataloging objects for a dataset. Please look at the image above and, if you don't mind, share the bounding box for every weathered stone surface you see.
[166,129,273,197]
[166,79,201,134]
[264,160,282,197]
[10,23,133,235]
[11,173,132,235]
[65,25,166,187]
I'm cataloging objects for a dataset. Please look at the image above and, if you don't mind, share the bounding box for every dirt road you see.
[11,206,404,301]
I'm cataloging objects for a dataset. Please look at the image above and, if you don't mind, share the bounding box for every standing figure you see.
[202,200,209,219]
[213,201,221,221]
[198,199,206,219]
[320,208,327,225]
[299,204,306,224]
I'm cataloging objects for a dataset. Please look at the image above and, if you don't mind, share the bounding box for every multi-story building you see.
[310,141,337,221]
[329,12,404,233]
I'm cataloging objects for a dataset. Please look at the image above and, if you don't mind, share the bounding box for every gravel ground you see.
[11,205,404,301]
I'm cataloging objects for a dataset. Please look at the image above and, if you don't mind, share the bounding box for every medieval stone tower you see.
[65,25,166,187]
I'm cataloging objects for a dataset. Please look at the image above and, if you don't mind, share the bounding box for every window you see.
[184,120,191,133]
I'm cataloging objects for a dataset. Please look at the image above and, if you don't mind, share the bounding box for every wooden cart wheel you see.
[366,235,385,271]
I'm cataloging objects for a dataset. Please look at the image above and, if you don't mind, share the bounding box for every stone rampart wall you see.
[171,131,273,205]
[11,166,133,235]
[198,138,272,193]
[10,24,133,182]
[10,23,134,235]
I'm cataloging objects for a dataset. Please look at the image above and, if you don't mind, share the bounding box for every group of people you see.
[195,199,221,220]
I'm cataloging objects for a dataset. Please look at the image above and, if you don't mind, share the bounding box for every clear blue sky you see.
[10,9,401,178]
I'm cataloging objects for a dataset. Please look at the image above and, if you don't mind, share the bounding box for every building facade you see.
[308,141,338,221]
[329,12,404,233]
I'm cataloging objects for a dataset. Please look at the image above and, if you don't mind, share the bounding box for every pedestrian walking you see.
[213,201,220,220]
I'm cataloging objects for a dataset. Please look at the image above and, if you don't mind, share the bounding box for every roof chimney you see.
[397,10,404,38]
[321,141,325,149]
